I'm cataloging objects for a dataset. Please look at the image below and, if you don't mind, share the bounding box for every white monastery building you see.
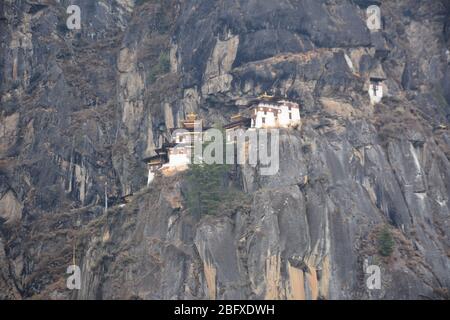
[144,95,302,184]
[369,77,385,105]
[163,145,191,170]
[163,113,205,171]
[144,113,206,184]
[250,94,301,129]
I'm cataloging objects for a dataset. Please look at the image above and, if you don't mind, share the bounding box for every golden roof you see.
[181,113,203,130]
[148,158,164,165]
[186,112,197,121]
[231,113,245,121]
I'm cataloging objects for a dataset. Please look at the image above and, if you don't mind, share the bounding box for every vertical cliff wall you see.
[0,0,449,299]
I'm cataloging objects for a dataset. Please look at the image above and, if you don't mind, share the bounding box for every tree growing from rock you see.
[185,126,231,216]
[378,226,395,257]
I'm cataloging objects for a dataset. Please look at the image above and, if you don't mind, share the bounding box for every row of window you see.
[260,113,293,123]
[259,106,292,114]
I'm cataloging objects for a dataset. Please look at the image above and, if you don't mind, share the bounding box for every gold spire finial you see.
[186,112,197,121]
[181,112,202,130]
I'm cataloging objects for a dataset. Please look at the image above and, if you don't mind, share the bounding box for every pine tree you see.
[185,126,231,216]
[378,226,395,257]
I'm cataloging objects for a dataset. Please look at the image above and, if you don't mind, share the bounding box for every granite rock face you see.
[0,0,449,299]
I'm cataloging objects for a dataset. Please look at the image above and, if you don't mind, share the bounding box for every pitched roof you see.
[223,116,251,129]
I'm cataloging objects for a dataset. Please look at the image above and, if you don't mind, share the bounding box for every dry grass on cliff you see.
[374,102,424,144]
[359,224,424,267]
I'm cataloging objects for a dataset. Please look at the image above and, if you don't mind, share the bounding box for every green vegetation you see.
[147,51,170,84]
[184,127,245,216]
[378,226,395,257]
[185,162,231,216]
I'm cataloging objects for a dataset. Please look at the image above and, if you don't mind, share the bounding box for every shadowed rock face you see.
[0,0,449,299]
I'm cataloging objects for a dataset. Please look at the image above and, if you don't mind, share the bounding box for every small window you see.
[262,117,266,124]
[288,106,292,111]
[264,111,267,115]
[289,113,292,120]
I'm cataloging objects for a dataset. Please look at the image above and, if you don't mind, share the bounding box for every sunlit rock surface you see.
[0,0,449,299]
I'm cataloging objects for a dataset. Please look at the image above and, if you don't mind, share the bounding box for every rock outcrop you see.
[0,0,449,299]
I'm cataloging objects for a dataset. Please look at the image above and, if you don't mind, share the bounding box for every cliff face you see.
[0,0,449,300]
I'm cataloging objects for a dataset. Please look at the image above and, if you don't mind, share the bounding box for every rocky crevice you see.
[0,0,449,299]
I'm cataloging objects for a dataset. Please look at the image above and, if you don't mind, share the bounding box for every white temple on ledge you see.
[144,95,302,184]
[369,77,386,105]
[144,113,206,184]
[249,93,301,129]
